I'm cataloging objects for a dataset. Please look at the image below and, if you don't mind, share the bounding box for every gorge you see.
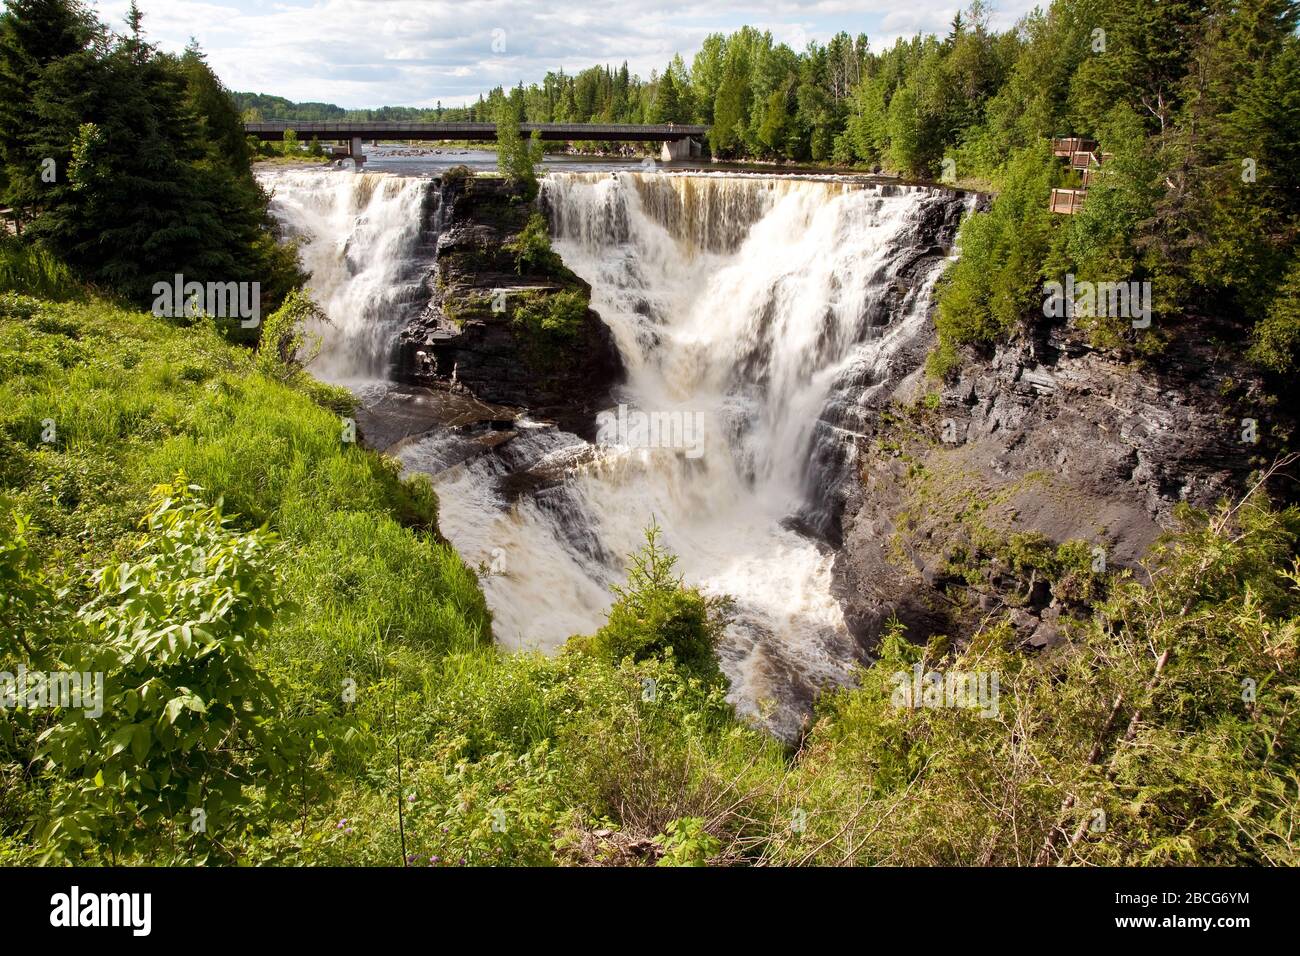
[263,164,971,738]
[261,161,1271,741]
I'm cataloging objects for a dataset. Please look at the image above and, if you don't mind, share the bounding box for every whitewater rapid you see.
[261,165,962,738]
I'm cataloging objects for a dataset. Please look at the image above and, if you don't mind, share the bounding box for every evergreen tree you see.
[0,0,97,226]
[495,98,542,199]
[0,0,301,308]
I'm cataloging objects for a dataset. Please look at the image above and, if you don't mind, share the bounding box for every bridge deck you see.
[245,121,708,143]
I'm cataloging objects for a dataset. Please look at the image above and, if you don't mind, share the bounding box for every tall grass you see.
[0,293,489,666]
[0,236,79,300]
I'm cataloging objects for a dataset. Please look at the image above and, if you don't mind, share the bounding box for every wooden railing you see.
[1050,188,1088,215]
[1052,136,1098,157]
[1049,137,1110,214]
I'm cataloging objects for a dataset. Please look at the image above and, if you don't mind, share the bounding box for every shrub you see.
[509,213,563,275]
[442,165,475,187]
[256,287,325,381]
[511,288,588,341]
[655,816,721,866]
[38,476,311,863]
[581,523,730,684]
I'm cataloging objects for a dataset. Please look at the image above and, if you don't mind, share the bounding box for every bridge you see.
[245,121,709,165]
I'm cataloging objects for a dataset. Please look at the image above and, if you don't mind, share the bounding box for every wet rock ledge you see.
[395,170,624,439]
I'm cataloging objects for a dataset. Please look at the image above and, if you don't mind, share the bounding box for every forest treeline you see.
[238,1,1300,376]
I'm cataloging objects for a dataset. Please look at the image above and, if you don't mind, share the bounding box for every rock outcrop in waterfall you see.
[395,170,624,438]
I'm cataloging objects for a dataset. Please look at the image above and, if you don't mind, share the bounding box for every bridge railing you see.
[244,121,709,138]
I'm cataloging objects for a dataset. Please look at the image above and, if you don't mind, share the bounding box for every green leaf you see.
[131,724,151,763]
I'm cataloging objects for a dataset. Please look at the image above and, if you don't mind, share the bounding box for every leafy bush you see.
[655,816,721,866]
[508,213,563,275]
[255,287,326,382]
[511,288,588,341]
[38,477,311,862]
[442,165,475,187]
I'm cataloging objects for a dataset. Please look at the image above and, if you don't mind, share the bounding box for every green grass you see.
[0,237,80,302]
[0,293,488,660]
[2,292,1296,867]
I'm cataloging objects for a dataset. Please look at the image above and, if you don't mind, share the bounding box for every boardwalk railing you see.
[1048,136,1112,214]
[1052,136,1098,157]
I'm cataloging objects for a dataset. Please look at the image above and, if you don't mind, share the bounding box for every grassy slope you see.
[0,292,785,865]
[2,291,1295,866]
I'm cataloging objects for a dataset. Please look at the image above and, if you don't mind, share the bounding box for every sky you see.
[88,0,1041,110]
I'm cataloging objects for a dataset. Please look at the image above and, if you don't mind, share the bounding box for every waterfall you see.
[259,168,441,383]
[264,166,967,740]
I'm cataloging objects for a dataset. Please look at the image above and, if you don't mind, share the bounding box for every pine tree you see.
[0,0,97,224]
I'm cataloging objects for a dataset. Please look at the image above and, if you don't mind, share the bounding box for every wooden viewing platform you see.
[1052,137,1097,158]
[1049,136,1108,214]
[1049,188,1088,215]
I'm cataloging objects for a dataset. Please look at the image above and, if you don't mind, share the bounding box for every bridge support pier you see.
[660,136,702,163]
[348,136,366,167]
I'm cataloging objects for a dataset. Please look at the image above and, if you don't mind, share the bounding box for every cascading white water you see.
[261,165,961,739]
[422,172,957,738]
[259,168,438,383]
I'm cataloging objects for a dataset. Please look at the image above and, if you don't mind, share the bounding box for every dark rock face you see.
[395,174,624,439]
[832,307,1287,656]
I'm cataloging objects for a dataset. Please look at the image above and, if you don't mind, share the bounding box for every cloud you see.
[88,0,1038,109]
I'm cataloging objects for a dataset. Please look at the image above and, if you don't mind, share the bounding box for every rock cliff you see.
[831,304,1291,655]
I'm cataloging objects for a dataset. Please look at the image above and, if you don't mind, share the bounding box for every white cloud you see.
[88,0,1037,108]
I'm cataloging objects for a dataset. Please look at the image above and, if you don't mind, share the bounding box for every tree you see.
[495,98,542,199]
[651,68,685,123]
[0,2,302,309]
[711,46,750,156]
[584,522,730,683]
[0,0,98,225]
[757,87,790,156]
